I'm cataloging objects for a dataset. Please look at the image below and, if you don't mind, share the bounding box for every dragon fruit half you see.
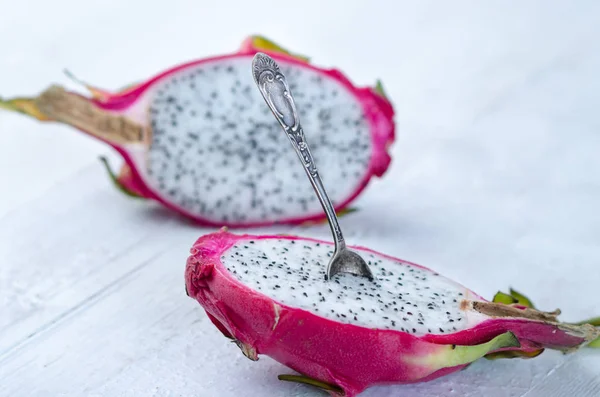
[185,229,600,397]
[0,36,394,227]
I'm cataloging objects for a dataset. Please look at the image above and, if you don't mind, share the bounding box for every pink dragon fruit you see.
[185,229,600,397]
[0,36,394,227]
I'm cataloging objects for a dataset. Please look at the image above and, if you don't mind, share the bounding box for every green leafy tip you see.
[487,290,541,360]
[408,332,520,371]
[99,156,144,199]
[588,338,600,348]
[278,374,344,395]
[63,69,90,89]
[63,69,141,99]
[577,317,600,348]
[249,35,311,63]
[576,316,600,327]
[374,80,389,100]
[492,288,535,308]
[492,291,518,305]
[338,207,359,217]
[0,95,52,121]
[508,288,535,308]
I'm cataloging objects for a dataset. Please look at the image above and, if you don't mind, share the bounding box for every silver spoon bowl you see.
[251,52,374,281]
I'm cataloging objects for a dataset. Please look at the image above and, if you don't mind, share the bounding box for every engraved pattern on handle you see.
[252,55,318,178]
[252,53,344,246]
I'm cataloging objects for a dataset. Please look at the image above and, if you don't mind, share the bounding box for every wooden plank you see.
[0,164,206,355]
[0,159,598,396]
[0,201,591,397]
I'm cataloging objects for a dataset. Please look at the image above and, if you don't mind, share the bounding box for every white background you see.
[0,1,599,396]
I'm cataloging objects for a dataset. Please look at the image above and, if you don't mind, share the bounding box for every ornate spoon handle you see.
[251,53,345,251]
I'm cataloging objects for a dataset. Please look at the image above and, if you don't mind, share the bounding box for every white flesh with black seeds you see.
[221,239,471,336]
[144,56,373,224]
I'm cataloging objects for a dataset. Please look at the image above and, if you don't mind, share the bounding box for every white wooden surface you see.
[1,1,600,396]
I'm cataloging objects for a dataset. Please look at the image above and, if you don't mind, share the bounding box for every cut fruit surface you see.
[185,230,600,396]
[1,35,395,227]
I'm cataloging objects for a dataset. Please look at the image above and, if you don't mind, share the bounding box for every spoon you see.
[251,52,374,281]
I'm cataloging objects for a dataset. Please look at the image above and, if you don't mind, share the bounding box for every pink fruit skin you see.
[69,40,395,228]
[185,231,594,397]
